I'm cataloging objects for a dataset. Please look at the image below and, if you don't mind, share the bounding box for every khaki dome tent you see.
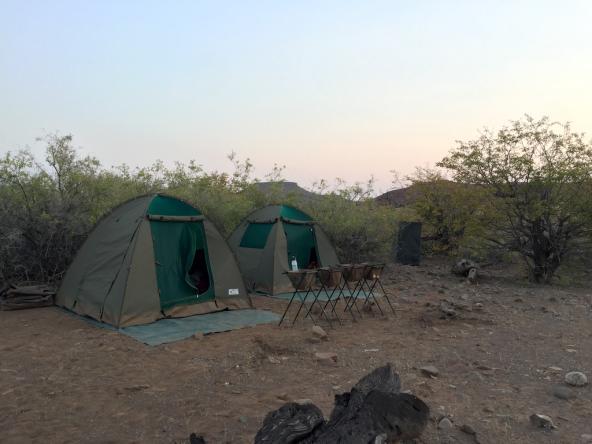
[228,205,339,294]
[56,194,250,327]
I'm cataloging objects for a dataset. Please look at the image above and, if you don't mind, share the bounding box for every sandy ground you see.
[1,259,591,444]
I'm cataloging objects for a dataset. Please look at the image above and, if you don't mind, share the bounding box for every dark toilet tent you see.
[228,205,339,295]
[56,194,250,327]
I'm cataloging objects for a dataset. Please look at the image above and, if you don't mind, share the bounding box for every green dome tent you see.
[228,205,339,295]
[56,194,250,327]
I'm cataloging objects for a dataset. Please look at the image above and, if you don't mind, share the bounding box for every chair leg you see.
[363,278,385,316]
[279,290,298,326]
[339,281,357,321]
[292,288,314,326]
[304,285,333,328]
[378,279,396,315]
[350,279,370,317]
[322,285,343,326]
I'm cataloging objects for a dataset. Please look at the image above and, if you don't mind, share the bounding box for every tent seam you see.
[102,218,144,327]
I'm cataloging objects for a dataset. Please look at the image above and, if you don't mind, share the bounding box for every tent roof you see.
[246,204,313,223]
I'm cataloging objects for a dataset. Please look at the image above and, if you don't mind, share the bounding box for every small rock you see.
[439,302,457,317]
[565,371,588,387]
[581,434,592,443]
[474,302,484,311]
[420,365,439,377]
[548,366,563,372]
[452,259,479,277]
[438,417,454,431]
[238,416,248,424]
[293,398,313,405]
[314,352,338,365]
[276,393,290,401]
[460,424,476,435]
[193,332,205,340]
[362,302,374,313]
[552,385,576,400]
[310,304,322,315]
[373,433,387,444]
[529,414,557,429]
[311,325,328,341]
[514,297,524,303]
[268,356,281,364]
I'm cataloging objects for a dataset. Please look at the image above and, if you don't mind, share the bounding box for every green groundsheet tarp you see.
[62,308,280,346]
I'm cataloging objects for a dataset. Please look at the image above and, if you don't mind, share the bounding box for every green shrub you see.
[0,136,402,284]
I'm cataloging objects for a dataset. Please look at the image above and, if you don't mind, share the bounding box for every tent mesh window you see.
[280,205,312,221]
[239,222,274,249]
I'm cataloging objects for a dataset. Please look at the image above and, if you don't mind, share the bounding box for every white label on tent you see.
[228,288,239,295]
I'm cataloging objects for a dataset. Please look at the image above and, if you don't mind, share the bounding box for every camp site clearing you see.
[1,258,591,444]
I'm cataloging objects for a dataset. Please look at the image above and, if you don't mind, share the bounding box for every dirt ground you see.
[1,258,591,444]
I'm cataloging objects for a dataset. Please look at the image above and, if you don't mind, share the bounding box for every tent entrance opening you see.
[284,222,319,269]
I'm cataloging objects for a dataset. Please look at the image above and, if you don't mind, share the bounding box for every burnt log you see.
[307,392,429,443]
[329,363,401,423]
[255,364,429,444]
[255,402,325,443]
[188,433,206,444]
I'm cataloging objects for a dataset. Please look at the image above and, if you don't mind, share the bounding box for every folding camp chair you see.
[306,267,343,326]
[278,270,323,326]
[338,264,366,320]
[356,263,396,316]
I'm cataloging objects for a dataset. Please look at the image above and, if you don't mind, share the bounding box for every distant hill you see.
[254,181,422,207]
[375,186,415,207]
[376,180,477,207]
[254,181,318,201]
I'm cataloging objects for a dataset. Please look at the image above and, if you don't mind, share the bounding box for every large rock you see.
[552,385,576,400]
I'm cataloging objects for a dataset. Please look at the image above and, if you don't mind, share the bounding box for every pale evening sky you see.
[1,1,592,192]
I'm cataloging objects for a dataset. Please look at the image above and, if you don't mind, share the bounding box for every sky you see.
[1,1,592,193]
